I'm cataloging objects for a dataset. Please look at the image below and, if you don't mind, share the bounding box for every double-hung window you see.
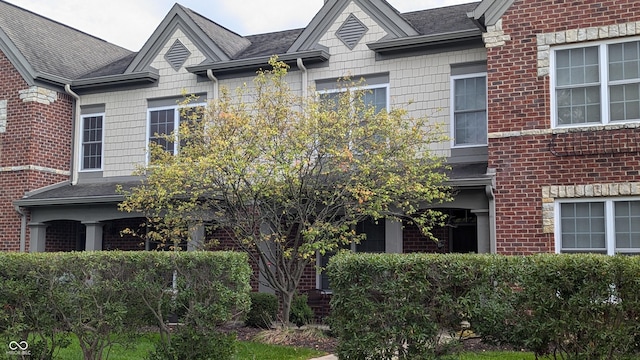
[451,73,487,147]
[557,199,640,255]
[80,112,104,171]
[317,73,389,115]
[317,82,389,158]
[319,84,389,114]
[147,96,205,161]
[552,38,640,127]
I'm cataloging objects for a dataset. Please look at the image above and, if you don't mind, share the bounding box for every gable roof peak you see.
[124,2,252,73]
[287,0,419,53]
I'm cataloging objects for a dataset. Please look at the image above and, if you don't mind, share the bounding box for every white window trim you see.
[146,102,206,164]
[317,83,390,111]
[554,197,640,255]
[450,72,488,149]
[79,112,105,172]
[550,36,640,129]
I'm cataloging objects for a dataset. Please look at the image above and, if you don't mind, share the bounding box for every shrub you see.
[470,254,640,359]
[246,292,278,328]
[329,253,640,360]
[290,294,314,327]
[0,251,251,360]
[328,253,474,359]
[147,328,236,360]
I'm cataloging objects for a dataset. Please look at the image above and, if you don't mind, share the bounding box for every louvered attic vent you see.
[336,14,368,50]
[165,40,191,71]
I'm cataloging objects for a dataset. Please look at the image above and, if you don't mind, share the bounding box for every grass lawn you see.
[53,334,326,360]
[50,335,540,360]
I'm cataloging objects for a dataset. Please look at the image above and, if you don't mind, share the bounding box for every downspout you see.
[206,69,219,101]
[65,84,80,185]
[485,183,497,254]
[297,58,308,98]
[14,204,26,252]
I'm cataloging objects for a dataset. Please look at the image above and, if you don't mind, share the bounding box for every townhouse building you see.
[0,0,638,296]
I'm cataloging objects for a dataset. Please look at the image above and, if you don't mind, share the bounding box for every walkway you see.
[311,355,337,360]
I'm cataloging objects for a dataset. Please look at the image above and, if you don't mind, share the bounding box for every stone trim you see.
[537,21,640,77]
[18,86,57,105]
[482,19,511,48]
[488,122,640,139]
[0,100,6,133]
[0,165,70,176]
[541,183,640,233]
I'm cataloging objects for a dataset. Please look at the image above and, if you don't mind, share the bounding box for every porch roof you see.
[14,180,141,207]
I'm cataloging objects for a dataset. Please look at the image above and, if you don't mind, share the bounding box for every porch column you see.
[385,218,403,253]
[83,222,103,251]
[472,209,490,254]
[28,222,47,252]
[187,224,205,251]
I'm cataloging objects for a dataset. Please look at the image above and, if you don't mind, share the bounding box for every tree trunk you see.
[281,290,295,325]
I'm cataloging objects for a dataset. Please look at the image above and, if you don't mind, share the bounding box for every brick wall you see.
[486,0,640,254]
[0,50,73,251]
[103,218,146,251]
[45,220,79,252]
[403,220,450,253]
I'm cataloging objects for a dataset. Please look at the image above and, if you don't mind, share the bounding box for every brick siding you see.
[103,218,147,251]
[0,50,72,251]
[486,0,640,254]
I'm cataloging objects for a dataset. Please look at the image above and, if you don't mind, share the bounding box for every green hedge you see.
[246,292,279,328]
[0,251,251,360]
[328,253,640,360]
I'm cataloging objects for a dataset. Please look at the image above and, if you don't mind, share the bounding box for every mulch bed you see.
[220,324,520,354]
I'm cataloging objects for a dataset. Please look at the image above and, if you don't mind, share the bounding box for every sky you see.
[3,0,475,51]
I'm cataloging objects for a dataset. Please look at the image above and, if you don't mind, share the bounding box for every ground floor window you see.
[557,199,640,255]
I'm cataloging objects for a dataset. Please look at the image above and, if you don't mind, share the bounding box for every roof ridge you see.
[177,3,251,58]
[245,27,306,38]
[177,4,245,39]
[401,1,481,16]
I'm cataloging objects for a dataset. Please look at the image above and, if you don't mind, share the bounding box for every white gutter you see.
[206,69,219,101]
[64,84,80,185]
[297,58,308,98]
[14,204,26,252]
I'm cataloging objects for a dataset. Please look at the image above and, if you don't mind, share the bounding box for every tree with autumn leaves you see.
[119,58,451,324]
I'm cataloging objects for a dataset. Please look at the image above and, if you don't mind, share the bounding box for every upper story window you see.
[149,107,177,154]
[552,38,640,128]
[80,110,104,171]
[556,198,640,255]
[316,73,389,113]
[318,84,389,113]
[146,95,206,161]
[317,79,389,154]
[451,73,487,147]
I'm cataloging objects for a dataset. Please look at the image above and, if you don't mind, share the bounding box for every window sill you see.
[552,121,640,134]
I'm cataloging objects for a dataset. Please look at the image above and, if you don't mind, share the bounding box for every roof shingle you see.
[0,0,133,80]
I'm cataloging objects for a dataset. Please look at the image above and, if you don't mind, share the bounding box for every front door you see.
[449,210,478,253]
